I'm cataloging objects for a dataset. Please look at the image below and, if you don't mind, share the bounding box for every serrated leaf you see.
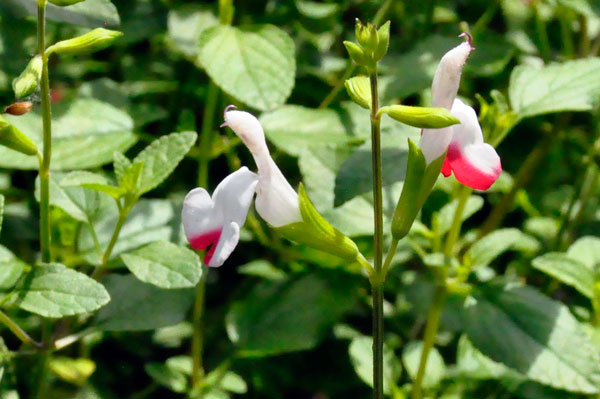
[402,341,446,389]
[0,245,26,289]
[133,131,197,195]
[349,335,402,394]
[166,5,218,59]
[121,241,202,289]
[198,24,295,111]
[14,263,110,318]
[464,280,600,393]
[509,58,600,118]
[466,228,540,269]
[94,274,193,331]
[0,99,137,170]
[226,272,359,356]
[532,253,594,298]
[78,199,181,265]
[113,151,131,183]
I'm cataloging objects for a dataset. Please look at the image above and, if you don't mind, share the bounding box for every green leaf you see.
[509,58,600,119]
[566,236,600,270]
[465,228,540,269]
[133,131,197,195]
[0,99,137,170]
[14,263,110,318]
[237,260,286,281]
[349,335,402,394]
[166,5,218,60]
[0,116,38,156]
[381,105,460,129]
[78,199,182,265]
[456,334,509,380]
[118,161,144,194]
[464,280,600,393]
[113,151,131,183]
[198,24,295,111]
[532,253,594,298]
[295,0,339,18]
[49,357,96,386]
[260,105,351,156]
[335,148,408,207]
[94,275,194,331]
[0,0,120,28]
[0,245,26,289]
[226,272,359,356]
[402,341,446,389]
[121,241,202,289]
[145,362,187,393]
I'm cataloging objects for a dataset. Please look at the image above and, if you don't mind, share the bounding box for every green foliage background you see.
[0,0,600,398]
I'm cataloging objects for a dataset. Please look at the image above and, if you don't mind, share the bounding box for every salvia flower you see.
[419,33,501,190]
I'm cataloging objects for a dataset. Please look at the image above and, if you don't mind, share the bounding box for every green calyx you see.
[391,140,445,239]
[345,20,391,69]
[13,56,43,100]
[380,105,460,129]
[0,116,38,156]
[276,184,361,261]
[45,28,123,57]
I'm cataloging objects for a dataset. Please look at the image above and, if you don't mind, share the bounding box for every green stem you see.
[412,184,469,399]
[38,0,52,264]
[559,9,574,59]
[197,81,220,187]
[91,208,129,280]
[443,186,471,257]
[534,3,551,61]
[410,285,447,399]
[368,70,384,399]
[0,310,42,348]
[192,264,209,389]
[381,238,400,278]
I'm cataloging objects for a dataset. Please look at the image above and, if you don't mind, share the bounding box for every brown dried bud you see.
[4,102,34,116]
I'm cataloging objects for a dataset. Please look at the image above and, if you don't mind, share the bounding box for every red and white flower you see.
[420,33,501,191]
[182,106,302,267]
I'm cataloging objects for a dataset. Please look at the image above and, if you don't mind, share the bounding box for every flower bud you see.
[355,20,378,54]
[373,21,390,61]
[381,104,460,129]
[13,56,42,99]
[4,102,34,116]
[345,76,371,109]
[45,28,123,57]
[343,41,368,67]
[0,116,38,156]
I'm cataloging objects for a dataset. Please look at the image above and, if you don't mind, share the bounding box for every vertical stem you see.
[410,285,446,399]
[368,71,384,399]
[412,185,469,399]
[38,0,52,264]
[559,10,574,59]
[197,81,220,187]
[534,3,551,61]
[192,264,209,389]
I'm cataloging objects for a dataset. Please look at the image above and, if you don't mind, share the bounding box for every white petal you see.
[449,99,483,147]
[182,187,222,245]
[212,166,259,228]
[420,126,453,165]
[224,109,269,158]
[254,156,302,227]
[207,222,240,267]
[446,142,501,190]
[182,167,258,265]
[431,41,472,109]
